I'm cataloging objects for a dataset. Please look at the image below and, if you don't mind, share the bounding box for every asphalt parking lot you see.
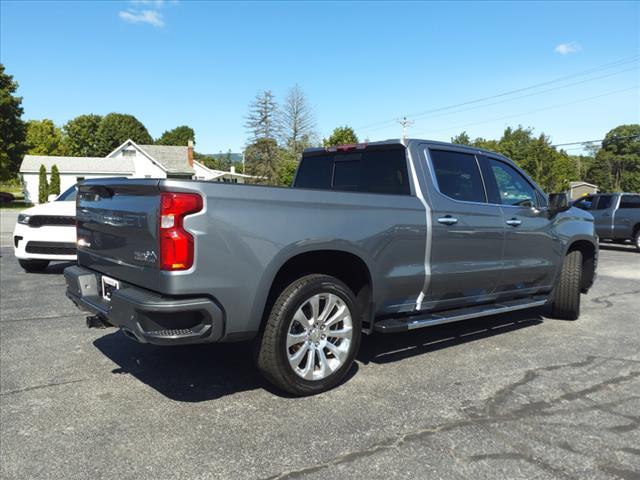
[1,208,639,480]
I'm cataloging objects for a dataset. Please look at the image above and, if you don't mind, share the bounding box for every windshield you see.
[56,185,77,202]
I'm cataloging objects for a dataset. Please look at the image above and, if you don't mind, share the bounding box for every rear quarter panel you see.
[159,180,426,338]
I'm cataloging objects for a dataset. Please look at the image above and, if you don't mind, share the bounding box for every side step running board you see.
[373,297,548,333]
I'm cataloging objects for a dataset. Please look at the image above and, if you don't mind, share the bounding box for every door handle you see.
[437,216,458,225]
[506,218,522,227]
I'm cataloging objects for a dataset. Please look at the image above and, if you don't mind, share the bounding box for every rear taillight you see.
[159,192,203,271]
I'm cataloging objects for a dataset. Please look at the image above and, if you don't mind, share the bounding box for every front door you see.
[422,148,505,311]
[483,157,557,293]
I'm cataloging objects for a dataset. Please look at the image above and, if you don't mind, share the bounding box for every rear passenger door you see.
[590,194,615,238]
[482,157,557,292]
[614,194,640,239]
[423,148,505,310]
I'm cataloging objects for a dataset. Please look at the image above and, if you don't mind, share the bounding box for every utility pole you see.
[397,116,414,142]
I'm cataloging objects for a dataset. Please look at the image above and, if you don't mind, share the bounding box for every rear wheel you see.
[634,230,640,251]
[550,250,582,320]
[18,259,50,272]
[256,274,361,396]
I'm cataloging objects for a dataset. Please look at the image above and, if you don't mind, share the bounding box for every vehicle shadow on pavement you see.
[93,330,360,401]
[93,331,268,401]
[358,309,543,365]
[93,311,540,401]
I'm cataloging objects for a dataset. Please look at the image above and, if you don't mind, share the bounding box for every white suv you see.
[13,185,77,272]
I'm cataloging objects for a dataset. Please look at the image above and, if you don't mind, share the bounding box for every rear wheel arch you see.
[260,250,374,334]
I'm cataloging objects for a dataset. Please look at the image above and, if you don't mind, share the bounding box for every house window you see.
[122,149,136,157]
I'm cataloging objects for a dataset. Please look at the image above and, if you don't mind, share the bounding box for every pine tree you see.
[38,164,49,203]
[50,164,60,195]
[244,91,280,183]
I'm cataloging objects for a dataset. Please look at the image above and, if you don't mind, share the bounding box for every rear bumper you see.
[64,265,224,345]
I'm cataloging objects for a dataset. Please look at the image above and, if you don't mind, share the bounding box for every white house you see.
[193,161,255,183]
[20,139,251,204]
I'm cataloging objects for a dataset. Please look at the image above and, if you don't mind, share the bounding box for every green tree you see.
[50,164,60,195]
[322,126,358,147]
[63,114,102,156]
[224,150,233,171]
[451,131,472,145]
[26,119,67,155]
[277,150,298,186]
[38,164,49,203]
[584,125,640,192]
[244,138,279,184]
[95,113,153,156]
[156,125,195,146]
[0,64,27,181]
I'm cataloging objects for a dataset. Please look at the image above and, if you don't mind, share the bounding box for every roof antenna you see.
[397,116,414,144]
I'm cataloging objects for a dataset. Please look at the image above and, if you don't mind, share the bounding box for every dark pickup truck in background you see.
[64,139,598,395]
[573,192,640,250]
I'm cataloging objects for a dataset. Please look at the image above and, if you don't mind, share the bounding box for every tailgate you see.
[76,178,162,291]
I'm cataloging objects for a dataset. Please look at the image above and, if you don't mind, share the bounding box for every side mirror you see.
[549,192,570,213]
[47,194,58,202]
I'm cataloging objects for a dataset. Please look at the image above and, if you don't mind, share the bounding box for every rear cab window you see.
[429,150,486,203]
[294,145,410,195]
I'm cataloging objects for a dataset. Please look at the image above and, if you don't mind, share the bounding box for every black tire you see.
[256,274,362,396]
[18,259,50,272]
[550,250,582,320]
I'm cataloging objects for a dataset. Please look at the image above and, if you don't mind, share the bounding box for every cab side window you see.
[488,159,538,208]
[430,150,486,203]
[620,195,640,209]
[594,195,613,210]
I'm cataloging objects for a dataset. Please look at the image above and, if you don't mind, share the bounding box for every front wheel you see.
[550,250,582,320]
[18,259,50,272]
[256,274,361,396]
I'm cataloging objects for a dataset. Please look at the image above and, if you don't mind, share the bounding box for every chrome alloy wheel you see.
[286,293,353,381]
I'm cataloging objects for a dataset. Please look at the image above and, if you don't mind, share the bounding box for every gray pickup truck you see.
[573,192,640,250]
[64,139,598,395]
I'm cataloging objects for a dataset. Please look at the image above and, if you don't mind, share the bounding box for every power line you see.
[362,66,638,134]
[357,55,639,131]
[552,135,640,147]
[412,85,639,137]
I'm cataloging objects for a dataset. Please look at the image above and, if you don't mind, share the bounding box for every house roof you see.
[193,160,257,179]
[20,155,134,174]
[138,144,193,174]
[569,181,598,188]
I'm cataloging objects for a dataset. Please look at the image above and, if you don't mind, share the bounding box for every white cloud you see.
[119,9,165,27]
[555,42,582,55]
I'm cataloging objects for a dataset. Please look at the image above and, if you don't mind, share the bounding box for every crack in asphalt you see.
[262,357,640,480]
[0,314,82,324]
[590,290,640,309]
[0,378,89,396]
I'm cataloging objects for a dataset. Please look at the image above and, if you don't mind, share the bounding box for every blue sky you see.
[1,1,639,154]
